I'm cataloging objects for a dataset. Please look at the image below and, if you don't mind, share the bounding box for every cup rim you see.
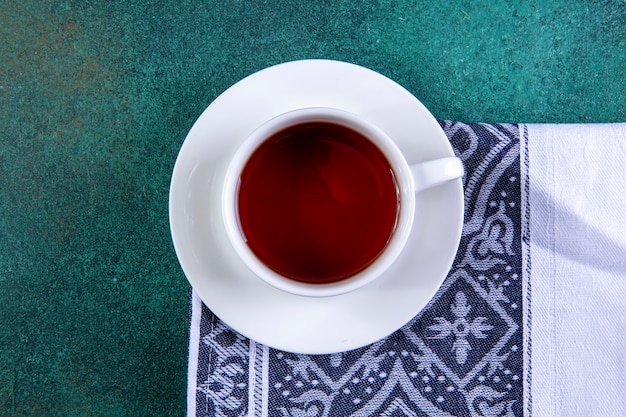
[222,107,416,297]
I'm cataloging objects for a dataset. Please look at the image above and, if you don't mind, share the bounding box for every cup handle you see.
[410,157,464,192]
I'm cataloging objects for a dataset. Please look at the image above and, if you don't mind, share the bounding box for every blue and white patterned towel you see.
[187,121,525,417]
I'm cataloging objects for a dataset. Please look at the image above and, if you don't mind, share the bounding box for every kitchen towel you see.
[523,123,626,417]
[186,122,626,417]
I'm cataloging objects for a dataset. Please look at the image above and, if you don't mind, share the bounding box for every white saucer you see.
[169,60,463,354]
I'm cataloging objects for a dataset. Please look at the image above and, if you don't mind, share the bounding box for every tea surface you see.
[238,122,399,284]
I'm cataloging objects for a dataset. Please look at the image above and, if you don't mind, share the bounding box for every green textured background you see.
[0,0,624,415]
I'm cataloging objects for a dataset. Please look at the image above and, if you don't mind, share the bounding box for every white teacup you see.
[221,107,463,297]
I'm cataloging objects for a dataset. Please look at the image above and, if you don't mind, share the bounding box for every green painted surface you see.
[0,0,624,415]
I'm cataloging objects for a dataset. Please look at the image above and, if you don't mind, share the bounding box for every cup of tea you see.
[222,107,463,297]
